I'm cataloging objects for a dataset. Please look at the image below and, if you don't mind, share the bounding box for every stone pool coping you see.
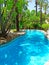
[0,29,49,45]
[21,29,49,39]
[14,29,49,39]
[40,30,49,39]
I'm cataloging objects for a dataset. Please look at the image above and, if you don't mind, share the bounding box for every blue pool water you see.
[0,30,49,65]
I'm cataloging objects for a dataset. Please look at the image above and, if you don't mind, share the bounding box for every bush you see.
[32,16,40,22]
[42,14,46,22]
[23,21,34,29]
[47,17,49,22]
[33,23,41,29]
[42,24,49,31]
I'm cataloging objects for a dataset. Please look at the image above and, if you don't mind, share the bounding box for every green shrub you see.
[47,17,49,22]
[32,16,40,22]
[33,23,41,29]
[11,24,16,29]
[23,21,34,29]
[42,14,46,22]
[42,24,49,31]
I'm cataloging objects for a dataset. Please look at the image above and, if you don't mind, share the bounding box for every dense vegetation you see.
[0,0,49,37]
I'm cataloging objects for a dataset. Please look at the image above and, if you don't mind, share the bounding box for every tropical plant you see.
[42,23,49,31]
[0,0,28,37]
[37,0,49,23]
[43,0,48,15]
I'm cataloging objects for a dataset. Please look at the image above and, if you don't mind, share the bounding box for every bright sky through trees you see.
[28,0,49,13]
[28,0,35,11]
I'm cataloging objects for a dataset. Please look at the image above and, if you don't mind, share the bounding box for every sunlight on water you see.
[0,30,49,65]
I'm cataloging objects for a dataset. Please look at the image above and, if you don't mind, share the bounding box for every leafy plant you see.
[42,23,49,31]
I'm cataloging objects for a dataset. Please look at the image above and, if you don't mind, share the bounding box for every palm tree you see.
[40,1,42,24]
[43,0,48,15]
[0,0,17,37]
[15,0,28,31]
[15,7,19,31]
[35,0,38,16]
[38,0,45,24]
[0,3,2,23]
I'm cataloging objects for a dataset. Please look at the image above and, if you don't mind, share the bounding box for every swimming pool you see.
[0,30,49,65]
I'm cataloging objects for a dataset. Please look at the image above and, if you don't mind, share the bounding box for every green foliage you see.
[47,14,49,17]
[42,14,46,22]
[31,10,36,15]
[42,24,49,31]
[16,0,28,13]
[47,17,49,22]
[7,0,13,10]
[11,23,16,29]
[33,22,41,29]
[11,11,16,21]
[32,15,40,22]
[23,21,33,29]
[0,0,49,33]
[0,0,4,4]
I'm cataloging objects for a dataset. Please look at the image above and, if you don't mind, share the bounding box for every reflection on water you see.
[0,30,49,65]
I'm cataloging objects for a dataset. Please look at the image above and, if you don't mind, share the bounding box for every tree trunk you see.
[45,7,46,15]
[0,0,17,37]
[35,0,38,16]
[45,11,46,15]
[0,4,1,23]
[40,3,42,25]
[15,7,19,31]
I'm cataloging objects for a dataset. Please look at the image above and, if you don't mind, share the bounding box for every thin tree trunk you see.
[0,3,3,31]
[15,7,19,31]
[0,0,17,36]
[4,0,17,23]
[40,3,42,24]
[0,4,1,23]
[45,7,46,15]
[45,11,46,15]
[35,0,38,16]
[1,0,17,32]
